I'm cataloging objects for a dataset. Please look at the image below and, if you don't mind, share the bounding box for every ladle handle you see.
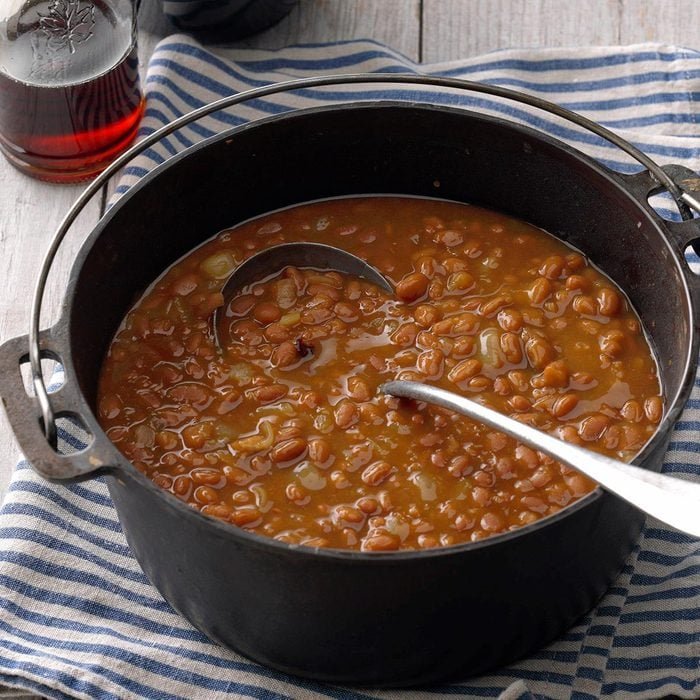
[382,380,700,538]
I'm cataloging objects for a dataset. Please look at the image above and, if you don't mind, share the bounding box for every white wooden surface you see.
[1,1,699,523]
[2,0,700,515]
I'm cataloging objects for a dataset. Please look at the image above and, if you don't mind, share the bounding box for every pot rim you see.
[69,101,699,558]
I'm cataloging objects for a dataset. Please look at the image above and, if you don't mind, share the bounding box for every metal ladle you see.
[213,242,700,538]
[213,242,392,347]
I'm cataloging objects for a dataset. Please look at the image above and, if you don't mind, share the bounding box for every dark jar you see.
[162,0,298,43]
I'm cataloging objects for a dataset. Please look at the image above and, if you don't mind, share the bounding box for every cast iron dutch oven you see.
[1,77,699,686]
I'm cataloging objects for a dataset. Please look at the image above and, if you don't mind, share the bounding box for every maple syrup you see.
[0,0,143,182]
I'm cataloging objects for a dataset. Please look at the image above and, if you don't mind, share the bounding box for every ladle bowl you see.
[213,241,391,347]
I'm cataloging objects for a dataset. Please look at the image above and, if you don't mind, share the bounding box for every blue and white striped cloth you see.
[1,36,699,700]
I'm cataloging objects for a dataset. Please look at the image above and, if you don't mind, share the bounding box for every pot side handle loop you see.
[617,164,700,271]
[671,217,700,316]
[0,333,118,482]
[662,168,700,280]
[618,164,700,222]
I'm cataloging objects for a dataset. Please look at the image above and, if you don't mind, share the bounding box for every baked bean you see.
[529,466,552,488]
[307,437,331,465]
[359,403,384,425]
[285,483,309,504]
[194,485,218,505]
[497,308,523,332]
[529,278,552,304]
[230,508,262,527]
[253,302,282,324]
[357,497,380,515]
[565,274,590,292]
[493,376,511,395]
[597,287,622,316]
[599,330,626,358]
[347,376,372,402]
[552,393,579,419]
[546,483,572,507]
[620,400,643,422]
[579,414,610,441]
[542,360,569,388]
[249,384,288,404]
[275,277,299,307]
[173,475,192,497]
[417,349,445,378]
[448,358,482,384]
[391,322,419,346]
[263,323,290,343]
[334,505,365,526]
[191,468,224,486]
[334,400,359,430]
[414,304,442,328]
[566,474,593,497]
[152,473,172,490]
[202,503,232,519]
[452,336,475,358]
[480,512,504,533]
[417,330,439,350]
[644,396,663,423]
[480,295,511,318]
[435,229,463,247]
[539,255,565,280]
[271,341,300,368]
[473,470,496,487]
[361,461,393,486]
[500,332,523,364]
[619,423,646,451]
[100,196,660,552]
[525,337,556,370]
[446,271,475,292]
[509,395,531,412]
[396,272,430,302]
[307,283,341,301]
[271,438,307,463]
[442,257,468,273]
[432,318,455,336]
[182,423,213,449]
[521,496,547,513]
[469,376,492,391]
[452,312,479,335]
[428,278,445,300]
[472,486,492,508]
[361,533,400,552]
[572,295,597,316]
[334,301,358,321]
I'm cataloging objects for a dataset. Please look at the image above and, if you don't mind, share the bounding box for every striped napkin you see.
[1,36,699,700]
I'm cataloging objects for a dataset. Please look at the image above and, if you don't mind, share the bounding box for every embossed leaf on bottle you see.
[39,0,95,53]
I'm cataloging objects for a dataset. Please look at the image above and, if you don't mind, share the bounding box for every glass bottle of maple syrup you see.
[0,0,143,182]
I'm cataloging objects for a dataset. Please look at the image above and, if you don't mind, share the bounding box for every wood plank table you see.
[0,1,698,697]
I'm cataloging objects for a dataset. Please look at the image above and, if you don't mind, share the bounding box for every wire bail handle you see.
[29,73,700,446]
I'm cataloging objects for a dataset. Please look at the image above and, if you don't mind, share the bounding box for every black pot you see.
[1,103,699,686]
